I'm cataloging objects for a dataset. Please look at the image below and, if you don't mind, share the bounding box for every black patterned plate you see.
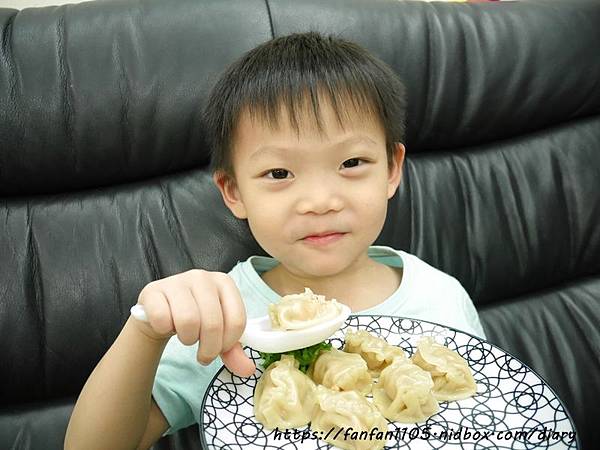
[200,315,579,449]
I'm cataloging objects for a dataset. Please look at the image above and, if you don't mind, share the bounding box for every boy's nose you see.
[296,182,344,215]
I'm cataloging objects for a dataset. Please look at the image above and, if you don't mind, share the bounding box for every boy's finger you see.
[190,283,224,364]
[139,289,173,336]
[220,343,256,377]
[215,273,247,351]
[164,285,201,346]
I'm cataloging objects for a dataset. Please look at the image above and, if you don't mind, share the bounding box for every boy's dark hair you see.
[203,31,407,181]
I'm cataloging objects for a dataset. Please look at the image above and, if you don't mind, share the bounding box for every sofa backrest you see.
[0,0,598,448]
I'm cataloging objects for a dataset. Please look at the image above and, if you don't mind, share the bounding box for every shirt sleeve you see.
[152,334,223,437]
[458,287,487,340]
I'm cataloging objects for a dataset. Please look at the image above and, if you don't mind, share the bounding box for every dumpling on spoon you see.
[269,287,342,330]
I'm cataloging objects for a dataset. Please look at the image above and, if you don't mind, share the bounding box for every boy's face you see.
[214,97,405,279]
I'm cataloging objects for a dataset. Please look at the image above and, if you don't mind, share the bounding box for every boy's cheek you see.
[246,216,284,244]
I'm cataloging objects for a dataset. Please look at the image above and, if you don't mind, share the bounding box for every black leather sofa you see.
[0,0,598,449]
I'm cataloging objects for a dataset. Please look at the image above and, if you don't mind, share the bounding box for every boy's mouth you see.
[302,232,347,245]
[302,230,345,239]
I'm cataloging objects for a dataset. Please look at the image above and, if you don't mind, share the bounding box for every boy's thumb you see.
[220,342,256,377]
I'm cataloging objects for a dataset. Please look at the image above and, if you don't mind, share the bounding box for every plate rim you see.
[199,314,581,449]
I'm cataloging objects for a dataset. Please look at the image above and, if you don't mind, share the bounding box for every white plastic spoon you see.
[130,303,351,353]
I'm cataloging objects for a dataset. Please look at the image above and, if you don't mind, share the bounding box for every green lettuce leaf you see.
[258,340,332,373]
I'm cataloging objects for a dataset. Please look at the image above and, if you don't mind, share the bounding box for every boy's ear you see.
[387,142,406,199]
[212,171,248,219]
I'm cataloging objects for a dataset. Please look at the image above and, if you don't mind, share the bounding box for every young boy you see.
[65,31,486,450]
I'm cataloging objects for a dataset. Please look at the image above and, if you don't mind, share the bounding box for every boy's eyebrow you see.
[249,135,377,161]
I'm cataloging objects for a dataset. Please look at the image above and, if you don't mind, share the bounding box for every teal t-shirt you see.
[152,245,486,436]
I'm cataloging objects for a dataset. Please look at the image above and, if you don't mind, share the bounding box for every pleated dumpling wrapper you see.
[308,347,373,395]
[311,385,388,450]
[372,357,439,423]
[343,329,407,375]
[268,287,342,330]
[253,355,317,429]
[411,336,477,401]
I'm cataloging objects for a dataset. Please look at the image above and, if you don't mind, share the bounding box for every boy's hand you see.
[133,269,256,377]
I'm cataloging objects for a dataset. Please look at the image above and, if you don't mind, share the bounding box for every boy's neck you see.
[260,257,403,312]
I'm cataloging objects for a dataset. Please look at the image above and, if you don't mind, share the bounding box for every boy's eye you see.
[265,168,290,179]
[263,158,367,179]
[341,158,365,169]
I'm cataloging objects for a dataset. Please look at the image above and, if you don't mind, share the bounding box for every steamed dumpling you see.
[343,329,407,375]
[311,385,388,450]
[253,355,317,429]
[308,348,373,395]
[372,358,439,423]
[268,287,342,330]
[411,336,477,401]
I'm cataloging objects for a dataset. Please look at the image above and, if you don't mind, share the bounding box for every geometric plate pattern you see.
[200,315,579,449]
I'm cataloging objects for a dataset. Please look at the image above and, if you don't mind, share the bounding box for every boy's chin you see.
[294,256,356,278]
